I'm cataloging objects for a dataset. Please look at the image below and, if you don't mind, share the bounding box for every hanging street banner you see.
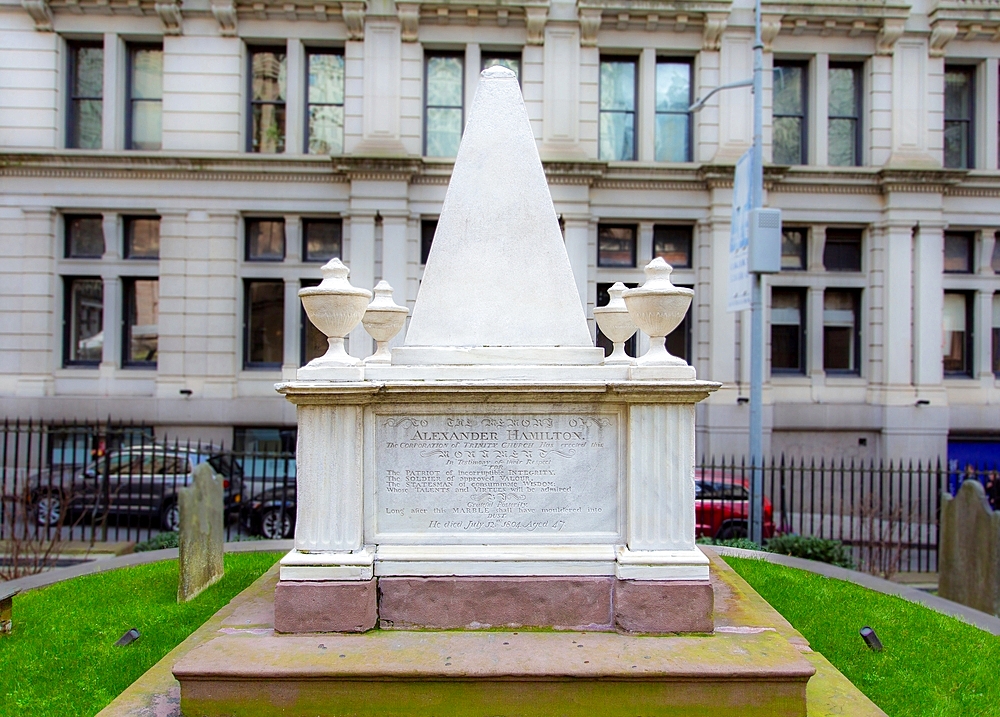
[727,148,753,312]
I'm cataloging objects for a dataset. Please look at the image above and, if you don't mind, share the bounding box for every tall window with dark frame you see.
[828,63,861,166]
[944,66,974,169]
[652,225,692,268]
[773,61,807,165]
[599,57,637,161]
[124,216,160,259]
[245,280,285,368]
[597,224,637,267]
[65,215,105,258]
[781,227,807,270]
[482,53,520,79]
[246,218,286,261]
[654,59,692,162]
[421,219,438,265]
[64,277,103,366]
[823,228,862,271]
[943,291,973,376]
[67,42,103,149]
[424,54,464,158]
[771,288,805,373]
[126,44,163,150]
[823,289,860,373]
[666,286,693,364]
[300,278,326,366]
[302,218,342,262]
[249,48,287,154]
[944,232,974,273]
[992,293,1000,376]
[306,50,345,155]
[122,278,159,367]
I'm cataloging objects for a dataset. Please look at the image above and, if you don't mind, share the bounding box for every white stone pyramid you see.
[399,66,596,362]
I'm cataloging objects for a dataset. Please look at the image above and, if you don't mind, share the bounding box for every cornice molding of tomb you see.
[0,150,989,196]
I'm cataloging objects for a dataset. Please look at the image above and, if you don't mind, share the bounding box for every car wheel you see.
[35,493,63,527]
[260,508,294,539]
[716,523,747,541]
[161,500,180,532]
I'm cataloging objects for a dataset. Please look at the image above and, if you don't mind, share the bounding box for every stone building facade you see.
[1,0,998,462]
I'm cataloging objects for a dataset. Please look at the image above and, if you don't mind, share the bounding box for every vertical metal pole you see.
[749,0,765,544]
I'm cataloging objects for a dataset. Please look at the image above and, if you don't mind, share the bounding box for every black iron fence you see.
[3,420,997,576]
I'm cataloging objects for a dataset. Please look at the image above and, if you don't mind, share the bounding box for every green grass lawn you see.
[725,555,1000,717]
[0,551,282,717]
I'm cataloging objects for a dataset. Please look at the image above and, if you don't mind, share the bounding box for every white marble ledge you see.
[276,379,722,404]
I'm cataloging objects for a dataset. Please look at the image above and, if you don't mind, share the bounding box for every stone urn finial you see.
[593,282,637,365]
[622,258,693,366]
[298,258,372,367]
[362,281,409,364]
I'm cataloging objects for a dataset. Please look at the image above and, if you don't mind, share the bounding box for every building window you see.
[124,217,160,259]
[597,224,636,268]
[67,42,103,149]
[64,277,103,365]
[823,228,862,271]
[667,287,693,363]
[781,227,807,270]
[943,291,973,376]
[245,280,284,367]
[424,54,464,158]
[123,278,159,367]
[993,294,1000,376]
[303,219,342,262]
[652,225,692,268]
[482,53,520,79]
[249,48,287,154]
[246,219,285,261]
[944,232,974,273]
[944,66,974,169]
[655,59,692,162]
[828,63,861,166]
[421,219,437,265]
[771,288,805,373]
[599,57,637,161]
[300,278,326,365]
[126,45,163,150]
[993,233,1000,272]
[233,426,297,454]
[65,215,105,258]
[823,290,860,373]
[773,61,807,165]
[307,50,345,155]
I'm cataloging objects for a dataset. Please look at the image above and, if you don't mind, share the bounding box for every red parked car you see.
[695,470,775,540]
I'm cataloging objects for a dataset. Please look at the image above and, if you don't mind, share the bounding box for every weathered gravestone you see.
[939,479,1000,617]
[177,463,224,602]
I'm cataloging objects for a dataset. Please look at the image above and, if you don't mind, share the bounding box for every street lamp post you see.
[689,0,775,545]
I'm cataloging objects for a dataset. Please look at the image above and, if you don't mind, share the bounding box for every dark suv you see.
[30,445,243,530]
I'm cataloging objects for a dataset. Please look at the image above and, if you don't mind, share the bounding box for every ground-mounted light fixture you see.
[0,587,18,635]
[115,628,141,646]
[859,626,882,651]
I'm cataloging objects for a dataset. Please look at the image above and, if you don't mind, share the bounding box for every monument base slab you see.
[273,579,377,633]
[614,580,714,633]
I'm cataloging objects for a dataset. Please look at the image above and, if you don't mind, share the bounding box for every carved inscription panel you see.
[373,411,621,542]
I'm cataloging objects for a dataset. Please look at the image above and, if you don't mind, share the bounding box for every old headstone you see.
[177,463,224,602]
[939,479,1000,616]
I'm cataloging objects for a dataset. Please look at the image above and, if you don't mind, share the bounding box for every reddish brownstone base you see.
[273,576,713,634]
[273,579,377,633]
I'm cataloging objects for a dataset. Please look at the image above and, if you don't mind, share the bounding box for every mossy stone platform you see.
[98,549,888,717]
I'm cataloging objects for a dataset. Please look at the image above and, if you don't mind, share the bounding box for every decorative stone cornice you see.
[397,2,420,40]
[876,17,905,54]
[211,0,237,35]
[758,0,909,44]
[579,7,602,45]
[342,1,366,38]
[154,0,183,34]
[525,5,548,44]
[930,0,1000,42]
[761,13,782,49]
[702,12,727,49]
[929,19,959,56]
[21,0,53,31]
